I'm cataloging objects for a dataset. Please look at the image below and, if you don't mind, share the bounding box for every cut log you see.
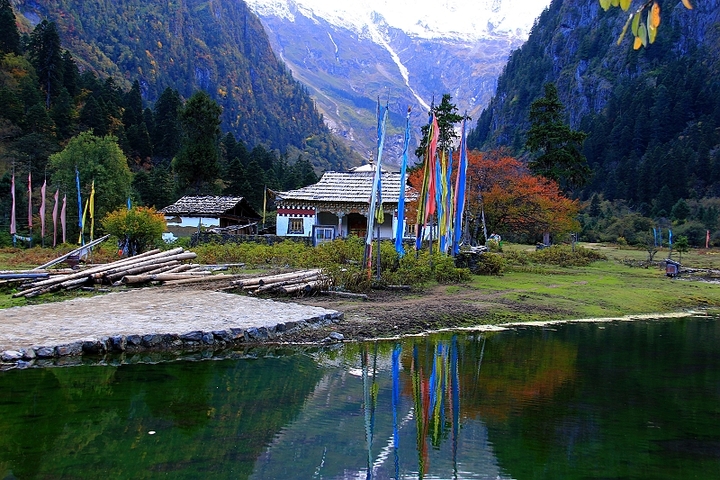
[319,290,368,300]
[32,234,111,270]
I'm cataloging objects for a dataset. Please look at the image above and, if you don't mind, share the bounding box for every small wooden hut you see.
[159,196,261,240]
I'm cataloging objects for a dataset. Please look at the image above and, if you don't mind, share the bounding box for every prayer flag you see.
[40,179,46,240]
[75,168,82,228]
[52,189,59,247]
[89,180,95,241]
[366,100,388,247]
[79,198,89,244]
[707,230,711,249]
[10,173,16,235]
[395,107,411,256]
[453,118,468,255]
[61,195,67,244]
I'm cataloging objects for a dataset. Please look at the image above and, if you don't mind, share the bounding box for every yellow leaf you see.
[620,0,631,11]
[599,0,611,11]
[632,13,640,36]
[638,23,648,47]
[633,36,642,50]
[611,0,620,6]
[650,2,661,28]
[681,0,693,9]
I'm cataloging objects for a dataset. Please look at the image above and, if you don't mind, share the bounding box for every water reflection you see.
[1,318,720,479]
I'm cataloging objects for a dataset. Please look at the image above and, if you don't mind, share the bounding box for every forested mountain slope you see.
[468,0,720,210]
[11,0,359,171]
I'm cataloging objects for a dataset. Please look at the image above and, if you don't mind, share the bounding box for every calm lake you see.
[1,315,719,479]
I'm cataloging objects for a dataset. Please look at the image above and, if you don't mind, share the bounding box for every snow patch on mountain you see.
[245,0,551,42]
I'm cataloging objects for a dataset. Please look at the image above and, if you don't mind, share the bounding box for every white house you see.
[274,166,417,245]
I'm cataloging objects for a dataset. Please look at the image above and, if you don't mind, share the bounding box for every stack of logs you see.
[229,269,329,295]
[10,247,329,298]
[12,247,213,298]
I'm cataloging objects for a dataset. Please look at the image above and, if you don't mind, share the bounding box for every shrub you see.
[471,252,506,275]
[101,207,166,255]
[528,245,606,266]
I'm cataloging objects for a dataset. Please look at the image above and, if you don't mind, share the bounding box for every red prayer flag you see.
[52,189,59,247]
[61,194,67,244]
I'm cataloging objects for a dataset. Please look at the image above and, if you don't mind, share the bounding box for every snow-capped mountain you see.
[245,0,551,163]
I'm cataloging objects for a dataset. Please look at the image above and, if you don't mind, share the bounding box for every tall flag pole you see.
[27,171,32,233]
[364,100,389,274]
[79,198,89,245]
[453,117,468,256]
[10,172,16,239]
[445,148,454,254]
[40,178,46,245]
[415,113,440,252]
[89,180,95,242]
[395,107,411,256]
[75,168,83,244]
[437,149,447,253]
[52,189,59,247]
[61,194,67,244]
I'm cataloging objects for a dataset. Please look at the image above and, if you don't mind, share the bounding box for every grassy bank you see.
[0,241,718,323]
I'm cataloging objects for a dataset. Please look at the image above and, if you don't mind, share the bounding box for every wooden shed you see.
[159,196,261,240]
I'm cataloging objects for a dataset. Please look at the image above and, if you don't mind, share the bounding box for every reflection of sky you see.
[250,363,513,479]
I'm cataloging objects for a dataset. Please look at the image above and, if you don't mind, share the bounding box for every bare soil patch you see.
[274,283,568,343]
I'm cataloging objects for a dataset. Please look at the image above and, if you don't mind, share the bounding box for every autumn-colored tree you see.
[465,150,579,242]
[407,149,579,243]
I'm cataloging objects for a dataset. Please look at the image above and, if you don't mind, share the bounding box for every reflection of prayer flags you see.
[61,195,67,244]
[89,180,95,241]
[52,189,59,247]
[10,173,16,235]
[395,108,411,256]
[40,179,46,239]
[27,172,32,229]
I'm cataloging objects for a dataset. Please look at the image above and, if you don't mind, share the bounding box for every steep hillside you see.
[468,0,720,206]
[11,0,359,171]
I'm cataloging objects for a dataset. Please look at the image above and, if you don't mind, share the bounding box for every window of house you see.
[287,218,304,234]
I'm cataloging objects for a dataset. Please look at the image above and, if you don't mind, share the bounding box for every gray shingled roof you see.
[276,172,416,204]
[159,196,253,216]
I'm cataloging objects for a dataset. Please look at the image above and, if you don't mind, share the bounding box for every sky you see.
[247,0,554,41]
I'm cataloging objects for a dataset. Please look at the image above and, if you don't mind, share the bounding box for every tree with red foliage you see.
[466,149,579,242]
[410,149,579,243]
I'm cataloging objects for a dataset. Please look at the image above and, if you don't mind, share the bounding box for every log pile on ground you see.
[229,269,330,296]
[11,247,238,298]
[9,243,331,298]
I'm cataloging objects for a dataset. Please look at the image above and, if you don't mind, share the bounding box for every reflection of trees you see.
[0,353,324,479]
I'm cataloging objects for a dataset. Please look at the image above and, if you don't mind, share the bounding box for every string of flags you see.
[9,168,94,247]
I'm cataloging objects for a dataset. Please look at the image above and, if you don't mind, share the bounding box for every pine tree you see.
[152,87,182,160]
[173,91,222,194]
[526,83,590,192]
[28,20,63,108]
[415,94,465,159]
[0,0,20,55]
